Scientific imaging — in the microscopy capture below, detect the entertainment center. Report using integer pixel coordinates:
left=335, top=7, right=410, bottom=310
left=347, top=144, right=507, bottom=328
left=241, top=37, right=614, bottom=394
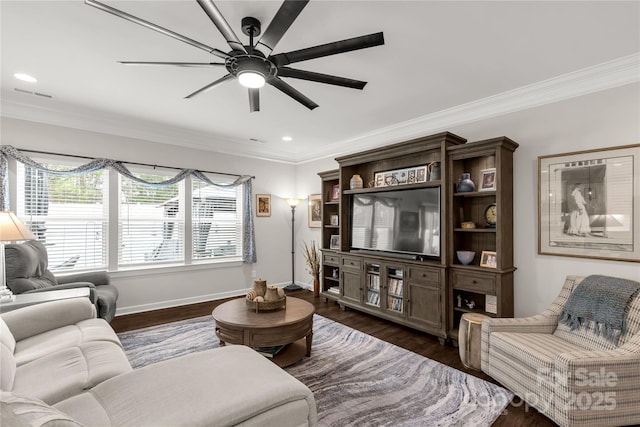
left=318, top=132, right=518, bottom=344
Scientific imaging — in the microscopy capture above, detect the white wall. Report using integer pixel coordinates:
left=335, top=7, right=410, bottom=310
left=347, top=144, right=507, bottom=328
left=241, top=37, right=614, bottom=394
left=296, top=83, right=640, bottom=317
left=3, top=83, right=639, bottom=317
left=1, top=117, right=298, bottom=314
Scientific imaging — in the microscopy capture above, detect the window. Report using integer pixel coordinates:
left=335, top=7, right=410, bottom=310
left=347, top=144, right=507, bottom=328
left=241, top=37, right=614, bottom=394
left=192, top=179, right=242, bottom=260
left=10, top=155, right=245, bottom=272
left=119, top=167, right=184, bottom=267
left=16, top=160, right=108, bottom=272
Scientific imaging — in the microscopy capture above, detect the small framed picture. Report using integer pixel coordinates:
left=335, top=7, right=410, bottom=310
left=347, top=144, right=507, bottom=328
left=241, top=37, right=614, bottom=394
left=330, top=235, right=340, bottom=250
left=256, top=194, right=271, bottom=217
left=308, top=194, right=321, bottom=228
left=480, top=250, right=497, bottom=268
left=480, top=168, right=497, bottom=191
left=330, top=184, right=340, bottom=201
left=330, top=214, right=339, bottom=226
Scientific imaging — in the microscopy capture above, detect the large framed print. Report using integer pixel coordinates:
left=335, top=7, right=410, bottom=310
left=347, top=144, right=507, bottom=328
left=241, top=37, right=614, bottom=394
left=538, top=144, right=640, bottom=262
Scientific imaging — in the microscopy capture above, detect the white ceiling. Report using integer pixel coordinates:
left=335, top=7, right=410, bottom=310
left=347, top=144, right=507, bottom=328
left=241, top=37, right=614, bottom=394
left=1, top=1, right=639, bottom=163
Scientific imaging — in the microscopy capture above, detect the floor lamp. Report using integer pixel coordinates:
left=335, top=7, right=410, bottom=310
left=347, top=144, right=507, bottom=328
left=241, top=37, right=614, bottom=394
left=0, top=211, right=36, bottom=301
left=283, top=198, right=302, bottom=291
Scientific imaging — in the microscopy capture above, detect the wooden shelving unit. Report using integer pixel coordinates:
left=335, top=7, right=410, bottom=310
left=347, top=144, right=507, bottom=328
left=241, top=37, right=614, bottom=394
left=447, top=137, right=518, bottom=343
left=317, top=132, right=518, bottom=344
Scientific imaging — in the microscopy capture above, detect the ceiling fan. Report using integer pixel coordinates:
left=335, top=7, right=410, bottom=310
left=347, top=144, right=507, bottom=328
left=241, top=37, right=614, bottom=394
left=85, top=0, right=385, bottom=112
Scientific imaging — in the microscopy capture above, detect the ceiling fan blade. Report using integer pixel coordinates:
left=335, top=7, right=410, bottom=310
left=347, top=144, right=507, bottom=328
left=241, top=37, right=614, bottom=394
left=254, top=0, right=309, bottom=57
left=271, top=32, right=384, bottom=66
left=185, top=74, right=235, bottom=99
left=196, top=0, right=246, bottom=53
left=248, top=88, right=260, bottom=112
left=119, top=61, right=225, bottom=67
left=277, top=67, right=367, bottom=90
left=268, top=77, right=318, bottom=110
left=85, top=0, right=229, bottom=60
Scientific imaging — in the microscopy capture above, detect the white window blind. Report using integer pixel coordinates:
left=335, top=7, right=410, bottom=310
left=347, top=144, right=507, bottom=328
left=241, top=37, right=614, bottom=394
left=192, top=179, right=242, bottom=260
left=16, top=160, right=108, bottom=272
left=118, top=168, right=184, bottom=266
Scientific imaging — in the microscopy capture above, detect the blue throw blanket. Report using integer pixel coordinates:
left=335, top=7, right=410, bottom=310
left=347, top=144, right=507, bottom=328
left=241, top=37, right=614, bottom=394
left=560, top=275, right=640, bottom=344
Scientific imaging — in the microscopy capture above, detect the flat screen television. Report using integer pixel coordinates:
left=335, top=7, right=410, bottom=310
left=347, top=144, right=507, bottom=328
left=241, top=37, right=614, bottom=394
left=350, top=187, right=441, bottom=259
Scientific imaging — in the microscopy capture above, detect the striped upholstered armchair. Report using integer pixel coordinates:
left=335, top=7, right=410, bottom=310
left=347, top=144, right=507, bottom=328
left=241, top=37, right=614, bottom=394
left=481, top=275, right=640, bottom=427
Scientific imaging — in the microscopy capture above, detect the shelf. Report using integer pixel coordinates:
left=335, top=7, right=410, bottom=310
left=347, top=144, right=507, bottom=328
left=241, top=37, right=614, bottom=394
left=343, top=181, right=441, bottom=195
left=324, top=276, right=339, bottom=282
left=453, top=306, right=496, bottom=317
left=324, top=201, right=339, bottom=205
left=324, top=225, right=339, bottom=229
left=453, top=191, right=496, bottom=198
left=454, top=228, right=496, bottom=233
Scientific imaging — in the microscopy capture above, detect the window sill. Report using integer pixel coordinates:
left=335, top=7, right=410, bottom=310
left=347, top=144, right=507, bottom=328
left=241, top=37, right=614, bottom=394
left=109, top=258, right=244, bottom=279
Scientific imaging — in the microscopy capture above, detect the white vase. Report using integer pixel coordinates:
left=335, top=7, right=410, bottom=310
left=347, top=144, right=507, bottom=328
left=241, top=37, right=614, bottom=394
left=350, top=174, right=363, bottom=189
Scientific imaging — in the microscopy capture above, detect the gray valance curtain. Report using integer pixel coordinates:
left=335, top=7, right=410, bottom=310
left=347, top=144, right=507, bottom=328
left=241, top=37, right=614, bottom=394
left=0, top=145, right=257, bottom=263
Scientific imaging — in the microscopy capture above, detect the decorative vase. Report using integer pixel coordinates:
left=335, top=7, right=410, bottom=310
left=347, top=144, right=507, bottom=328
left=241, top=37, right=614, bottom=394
left=252, top=279, right=266, bottom=297
left=264, top=285, right=280, bottom=302
left=350, top=174, right=363, bottom=189
left=457, top=173, right=475, bottom=192
left=313, top=275, right=320, bottom=297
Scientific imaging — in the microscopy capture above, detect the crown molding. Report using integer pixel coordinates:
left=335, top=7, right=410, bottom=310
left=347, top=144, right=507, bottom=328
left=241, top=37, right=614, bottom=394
left=3, top=53, right=638, bottom=165
left=320, top=53, right=640, bottom=162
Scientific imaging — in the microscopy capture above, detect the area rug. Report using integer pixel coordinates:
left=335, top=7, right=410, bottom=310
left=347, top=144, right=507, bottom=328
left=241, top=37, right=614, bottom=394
left=118, top=315, right=513, bottom=426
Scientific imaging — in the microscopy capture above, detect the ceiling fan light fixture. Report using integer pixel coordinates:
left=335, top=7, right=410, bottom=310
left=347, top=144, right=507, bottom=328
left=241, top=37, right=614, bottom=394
left=238, top=71, right=265, bottom=88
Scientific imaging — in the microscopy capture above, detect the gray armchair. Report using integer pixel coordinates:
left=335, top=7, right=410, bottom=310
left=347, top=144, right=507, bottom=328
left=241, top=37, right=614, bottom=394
left=4, top=240, right=118, bottom=322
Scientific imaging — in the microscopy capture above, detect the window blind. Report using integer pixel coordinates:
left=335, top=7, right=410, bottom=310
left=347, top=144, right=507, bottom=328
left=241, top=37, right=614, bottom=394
left=118, top=167, right=184, bottom=266
left=192, top=179, right=242, bottom=260
left=17, top=161, right=108, bottom=272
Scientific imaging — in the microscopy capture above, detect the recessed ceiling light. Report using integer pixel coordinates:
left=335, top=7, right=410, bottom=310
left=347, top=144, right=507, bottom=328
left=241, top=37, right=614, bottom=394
left=282, top=136, right=293, bottom=142
left=14, top=73, right=37, bottom=83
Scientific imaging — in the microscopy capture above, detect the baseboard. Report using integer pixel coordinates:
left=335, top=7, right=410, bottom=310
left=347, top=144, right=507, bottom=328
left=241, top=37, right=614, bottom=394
left=115, top=281, right=311, bottom=316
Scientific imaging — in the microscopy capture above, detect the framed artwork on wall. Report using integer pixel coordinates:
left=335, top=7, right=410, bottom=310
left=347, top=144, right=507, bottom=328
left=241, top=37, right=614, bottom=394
left=538, top=144, right=640, bottom=262
left=308, top=194, right=321, bottom=228
left=256, top=194, right=271, bottom=217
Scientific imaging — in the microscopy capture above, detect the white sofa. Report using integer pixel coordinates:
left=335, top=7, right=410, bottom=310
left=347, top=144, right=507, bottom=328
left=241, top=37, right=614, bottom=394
left=1, top=298, right=318, bottom=426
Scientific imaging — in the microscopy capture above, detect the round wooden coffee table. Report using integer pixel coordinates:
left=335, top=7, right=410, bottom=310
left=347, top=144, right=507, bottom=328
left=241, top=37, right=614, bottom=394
left=211, top=296, right=314, bottom=367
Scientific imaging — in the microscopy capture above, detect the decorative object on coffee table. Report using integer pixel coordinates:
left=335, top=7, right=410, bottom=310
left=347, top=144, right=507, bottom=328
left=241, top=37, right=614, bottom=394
left=246, top=280, right=286, bottom=312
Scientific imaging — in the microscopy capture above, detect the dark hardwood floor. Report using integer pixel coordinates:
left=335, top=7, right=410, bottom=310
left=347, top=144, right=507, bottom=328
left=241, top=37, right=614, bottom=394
left=111, top=289, right=556, bottom=427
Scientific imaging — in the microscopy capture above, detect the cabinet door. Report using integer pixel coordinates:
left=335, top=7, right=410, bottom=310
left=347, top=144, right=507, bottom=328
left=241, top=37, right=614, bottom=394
left=383, top=264, right=404, bottom=316
left=407, top=282, right=442, bottom=329
left=342, top=269, right=362, bottom=304
left=364, top=261, right=381, bottom=308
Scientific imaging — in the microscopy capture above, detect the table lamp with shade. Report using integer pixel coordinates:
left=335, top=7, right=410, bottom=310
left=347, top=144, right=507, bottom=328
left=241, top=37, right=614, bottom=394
left=0, top=211, right=36, bottom=301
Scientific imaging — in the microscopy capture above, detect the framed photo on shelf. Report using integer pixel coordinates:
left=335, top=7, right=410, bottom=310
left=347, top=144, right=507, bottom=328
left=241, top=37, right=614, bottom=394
left=374, top=164, right=428, bottom=188
left=330, top=235, right=340, bottom=250
left=330, top=184, right=340, bottom=201
left=256, top=194, right=271, bottom=217
left=480, top=168, right=496, bottom=191
left=308, top=194, right=321, bottom=228
left=538, top=144, right=640, bottom=262
left=480, top=251, right=497, bottom=268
